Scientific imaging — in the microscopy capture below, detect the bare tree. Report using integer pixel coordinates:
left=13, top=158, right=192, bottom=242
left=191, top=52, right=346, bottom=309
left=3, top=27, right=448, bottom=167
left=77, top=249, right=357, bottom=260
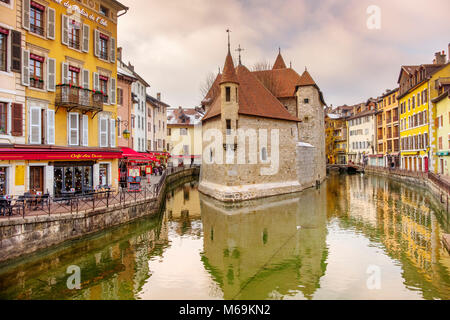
left=251, top=60, right=280, bottom=96
left=199, top=72, right=218, bottom=101
left=251, top=60, right=272, bottom=72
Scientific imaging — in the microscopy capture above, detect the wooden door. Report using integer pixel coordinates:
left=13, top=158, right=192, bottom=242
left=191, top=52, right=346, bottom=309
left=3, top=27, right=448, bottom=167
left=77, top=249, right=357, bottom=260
left=30, top=166, right=44, bottom=193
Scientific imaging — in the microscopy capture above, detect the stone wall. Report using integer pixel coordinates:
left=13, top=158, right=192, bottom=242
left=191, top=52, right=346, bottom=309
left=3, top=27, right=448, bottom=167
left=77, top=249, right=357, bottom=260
left=296, top=86, right=326, bottom=183
left=0, top=168, right=199, bottom=263
left=200, top=115, right=303, bottom=201
left=297, top=144, right=318, bottom=189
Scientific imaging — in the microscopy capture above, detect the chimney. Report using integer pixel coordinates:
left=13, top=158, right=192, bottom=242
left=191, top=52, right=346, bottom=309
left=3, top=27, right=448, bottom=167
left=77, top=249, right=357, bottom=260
left=128, top=62, right=134, bottom=72
left=157, top=92, right=161, bottom=101
left=117, top=47, right=122, bottom=61
left=434, top=51, right=446, bottom=65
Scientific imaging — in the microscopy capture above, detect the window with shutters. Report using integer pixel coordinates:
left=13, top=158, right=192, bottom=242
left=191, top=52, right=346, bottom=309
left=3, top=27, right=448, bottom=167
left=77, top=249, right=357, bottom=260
left=47, top=109, right=55, bottom=144
left=82, top=115, right=88, bottom=146
left=29, top=107, right=41, bottom=144
left=0, top=30, right=7, bottom=72
left=117, top=88, right=123, bottom=105
left=11, top=104, right=23, bottom=137
left=30, top=2, right=45, bottom=36
left=11, top=30, right=21, bottom=73
left=100, top=77, right=108, bottom=103
left=30, top=54, right=44, bottom=89
left=68, top=20, right=81, bottom=50
left=99, top=117, right=108, bottom=147
left=99, top=34, right=108, bottom=60
left=68, top=66, right=79, bottom=85
left=0, top=102, right=7, bottom=134
left=68, top=113, right=79, bottom=145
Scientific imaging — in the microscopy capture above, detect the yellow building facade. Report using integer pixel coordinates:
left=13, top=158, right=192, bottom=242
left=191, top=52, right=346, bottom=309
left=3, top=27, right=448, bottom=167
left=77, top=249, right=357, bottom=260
left=398, top=58, right=450, bottom=172
left=0, top=0, right=128, bottom=196
left=432, top=90, right=450, bottom=176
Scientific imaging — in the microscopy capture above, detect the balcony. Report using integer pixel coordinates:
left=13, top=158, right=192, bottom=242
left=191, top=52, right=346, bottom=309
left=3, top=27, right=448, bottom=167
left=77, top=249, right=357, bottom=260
left=55, top=84, right=105, bottom=117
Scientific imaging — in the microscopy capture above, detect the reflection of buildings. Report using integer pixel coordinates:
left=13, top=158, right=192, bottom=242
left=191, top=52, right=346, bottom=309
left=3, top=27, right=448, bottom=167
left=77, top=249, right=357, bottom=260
left=326, top=174, right=450, bottom=300
left=0, top=213, right=169, bottom=300
left=200, top=188, right=328, bottom=300
left=165, top=182, right=201, bottom=235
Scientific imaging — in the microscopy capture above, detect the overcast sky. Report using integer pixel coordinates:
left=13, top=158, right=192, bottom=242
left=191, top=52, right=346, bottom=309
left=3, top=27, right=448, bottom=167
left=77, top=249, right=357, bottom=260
left=117, top=0, right=449, bottom=108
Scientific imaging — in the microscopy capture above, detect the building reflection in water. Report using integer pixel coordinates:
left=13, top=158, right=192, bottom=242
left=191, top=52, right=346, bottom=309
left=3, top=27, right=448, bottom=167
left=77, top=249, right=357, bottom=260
left=0, top=175, right=450, bottom=300
left=200, top=187, right=328, bottom=300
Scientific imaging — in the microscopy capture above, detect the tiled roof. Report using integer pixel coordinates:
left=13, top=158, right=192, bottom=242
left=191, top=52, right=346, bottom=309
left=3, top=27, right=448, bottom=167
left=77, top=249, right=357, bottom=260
left=297, top=70, right=316, bottom=87
left=202, top=64, right=301, bottom=122
left=167, top=108, right=204, bottom=126
left=220, top=52, right=239, bottom=84
left=146, top=94, right=171, bottom=109
left=272, top=53, right=287, bottom=69
left=252, top=68, right=302, bottom=98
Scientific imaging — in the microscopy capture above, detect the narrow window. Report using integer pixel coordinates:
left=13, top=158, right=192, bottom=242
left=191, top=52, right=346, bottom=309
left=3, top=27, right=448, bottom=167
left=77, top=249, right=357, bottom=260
left=261, top=147, right=267, bottom=161
left=225, top=86, right=231, bottom=102
left=304, top=98, right=309, bottom=104
left=0, top=31, right=7, bottom=72
left=226, top=119, right=231, bottom=135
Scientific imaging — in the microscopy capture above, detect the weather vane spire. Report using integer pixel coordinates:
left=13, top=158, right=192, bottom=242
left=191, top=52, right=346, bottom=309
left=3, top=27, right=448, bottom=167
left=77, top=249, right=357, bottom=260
left=226, top=29, right=231, bottom=53
left=236, top=44, right=245, bottom=65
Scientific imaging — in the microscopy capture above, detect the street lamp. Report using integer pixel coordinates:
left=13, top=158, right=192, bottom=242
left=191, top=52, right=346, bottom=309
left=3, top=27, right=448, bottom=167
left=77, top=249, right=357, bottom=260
left=117, top=120, right=131, bottom=139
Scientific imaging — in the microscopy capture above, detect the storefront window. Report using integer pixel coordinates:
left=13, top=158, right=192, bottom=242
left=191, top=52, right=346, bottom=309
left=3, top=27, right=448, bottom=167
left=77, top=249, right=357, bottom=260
left=0, top=167, right=7, bottom=195
left=54, top=165, right=94, bottom=196
left=99, top=164, right=109, bottom=187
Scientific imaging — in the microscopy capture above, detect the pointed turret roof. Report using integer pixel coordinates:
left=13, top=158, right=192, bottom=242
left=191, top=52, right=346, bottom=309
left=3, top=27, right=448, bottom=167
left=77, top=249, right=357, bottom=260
left=220, top=51, right=239, bottom=85
left=297, top=69, right=316, bottom=87
left=203, top=64, right=300, bottom=122
left=272, top=51, right=287, bottom=70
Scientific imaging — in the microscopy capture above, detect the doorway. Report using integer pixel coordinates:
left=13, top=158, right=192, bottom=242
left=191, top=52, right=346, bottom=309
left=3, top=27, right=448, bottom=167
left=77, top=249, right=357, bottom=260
left=29, top=166, right=44, bottom=194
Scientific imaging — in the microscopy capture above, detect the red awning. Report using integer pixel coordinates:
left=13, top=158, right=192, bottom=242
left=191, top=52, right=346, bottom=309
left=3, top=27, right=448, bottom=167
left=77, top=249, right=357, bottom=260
left=0, top=148, right=122, bottom=160
left=120, top=147, right=148, bottom=160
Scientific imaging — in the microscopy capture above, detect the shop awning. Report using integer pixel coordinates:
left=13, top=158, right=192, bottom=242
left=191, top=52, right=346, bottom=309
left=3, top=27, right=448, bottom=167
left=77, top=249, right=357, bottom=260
left=0, top=148, right=122, bottom=161
left=120, top=147, right=149, bottom=161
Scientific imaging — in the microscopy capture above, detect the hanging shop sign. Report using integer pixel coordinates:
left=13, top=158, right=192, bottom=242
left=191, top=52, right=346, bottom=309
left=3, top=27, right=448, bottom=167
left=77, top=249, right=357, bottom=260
left=52, top=0, right=108, bottom=27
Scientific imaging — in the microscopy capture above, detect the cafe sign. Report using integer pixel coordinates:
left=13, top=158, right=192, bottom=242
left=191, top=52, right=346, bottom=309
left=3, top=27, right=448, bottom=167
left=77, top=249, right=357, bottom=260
left=52, top=0, right=108, bottom=27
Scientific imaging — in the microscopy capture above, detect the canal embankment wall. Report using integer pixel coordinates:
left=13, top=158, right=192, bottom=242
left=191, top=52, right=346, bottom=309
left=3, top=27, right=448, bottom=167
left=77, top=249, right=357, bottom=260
left=0, top=167, right=200, bottom=264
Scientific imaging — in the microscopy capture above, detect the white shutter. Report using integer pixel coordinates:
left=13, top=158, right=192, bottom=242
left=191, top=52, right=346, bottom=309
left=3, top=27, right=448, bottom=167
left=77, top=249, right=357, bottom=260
left=61, top=14, right=69, bottom=46
left=47, top=7, right=56, bottom=40
left=110, top=78, right=116, bottom=105
left=93, top=72, right=99, bottom=91
left=81, top=69, right=89, bottom=89
left=110, top=37, right=116, bottom=63
left=82, top=24, right=90, bottom=53
left=22, top=50, right=30, bottom=86
left=23, top=0, right=30, bottom=30
left=47, top=58, right=56, bottom=92
left=99, top=117, right=108, bottom=147
left=29, top=107, right=41, bottom=144
left=82, top=115, right=89, bottom=146
left=61, top=62, right=69, bottom=84
left=110, top=119, right=116, bottom=147
left=94, top=29, right=100, bottom=57
left=47, top=109, right=55, bottom=145
left=68, top=113, right=79, bottom=145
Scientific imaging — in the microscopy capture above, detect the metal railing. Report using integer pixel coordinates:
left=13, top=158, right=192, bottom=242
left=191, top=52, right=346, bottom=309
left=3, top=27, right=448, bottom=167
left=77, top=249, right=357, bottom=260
left=55, top=85, right=104, bottom=112
left=0, top=166, right=199, bottom=220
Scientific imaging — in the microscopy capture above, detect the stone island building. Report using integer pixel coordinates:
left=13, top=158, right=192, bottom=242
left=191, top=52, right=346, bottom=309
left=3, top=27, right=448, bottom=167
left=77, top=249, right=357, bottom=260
left=199, top=45, right=326, bottom=202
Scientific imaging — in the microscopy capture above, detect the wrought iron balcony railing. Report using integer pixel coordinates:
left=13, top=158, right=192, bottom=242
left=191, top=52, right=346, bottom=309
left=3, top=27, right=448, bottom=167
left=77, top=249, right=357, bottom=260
left=55, top=84, right=106, bottom=116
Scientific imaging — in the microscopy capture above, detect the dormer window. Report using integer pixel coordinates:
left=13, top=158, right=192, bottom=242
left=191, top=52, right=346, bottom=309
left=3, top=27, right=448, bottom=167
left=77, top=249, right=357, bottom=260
left=100, top=5, right=109, bottom=17
left=225, top=87, right=231, bottom=102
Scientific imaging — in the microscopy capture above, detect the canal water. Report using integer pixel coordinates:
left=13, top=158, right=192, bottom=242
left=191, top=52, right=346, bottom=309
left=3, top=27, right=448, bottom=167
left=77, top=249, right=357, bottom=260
left=0, top=174, right=450, bottom=300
